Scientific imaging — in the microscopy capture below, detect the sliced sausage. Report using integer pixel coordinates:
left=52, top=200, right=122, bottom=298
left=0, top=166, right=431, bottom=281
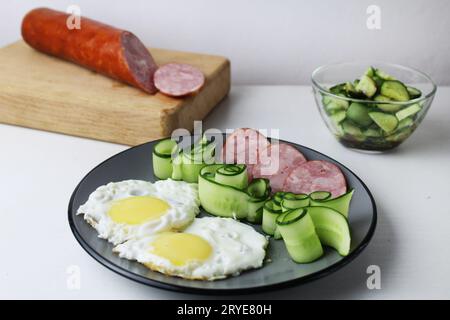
left=21, top=8, right=158, bottom=93
left=283, top=160, right=347, bottom=198
left=221, top=128, right=270, bottom=180
left=154, top=63, right=205, bottom=97
left=253, top=143, right=307, bottom=193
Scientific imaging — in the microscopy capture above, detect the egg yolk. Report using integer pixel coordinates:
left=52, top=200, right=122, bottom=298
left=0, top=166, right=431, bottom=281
left=108, top=196, right=170, bottom=225
left=149, top=232, right=212, bottom=266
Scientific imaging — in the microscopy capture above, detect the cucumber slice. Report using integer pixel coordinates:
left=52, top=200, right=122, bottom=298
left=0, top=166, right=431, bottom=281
left=325, top=96, right=349, bottom=114
left=306, top=206, right=351, bottom=256
left=198, top=164, right=270, bottom=219
left=152, top=139, right=178, bottom=179
left=346, top=102, right=373, bottom=127
left=406, top=86, right=422, bottom=99
left=262, top=200, right=282, bottom=236
left=385, top=127, right=413, bottom=142
left=215, top=164, right=248, bottom=189
left=281, top=193, right=310, bottom=211
left=246, top=178, right=271, bottom=224
left=342, top=120, right=365, bottom=141
left=310, top=189, right=354, bottom=218
left=329, top=83, right=346, bottom=95
left=380, top=81, right=410, bottom=101
left=369, top=112, right=398, bottom=133
left=374, top=95, right=403, bottom=113
left=363, top=127, right=383, bottom=138
left=397, top=117, right=414, bottom=130
left=365, top=66, right=375, bottom=77
left=276, top=209, right=324, bottom=263
left=375, top=69, right=395, bottom=81
left=329, top=110, right=346, bottom=125
left=355, top=75, right=377, bottom=98
left=309, top=191, right=331, bottom=201
left=396, top=103, right=421, bottom=121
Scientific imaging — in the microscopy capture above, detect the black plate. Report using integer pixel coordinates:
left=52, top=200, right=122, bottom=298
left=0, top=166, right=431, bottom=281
left=68, top=137, right=376, bottom=294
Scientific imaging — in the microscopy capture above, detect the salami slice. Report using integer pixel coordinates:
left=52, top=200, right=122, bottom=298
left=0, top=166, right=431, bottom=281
left=221, top=128, right=270, bottom=180
left=283, top=160, right=347, bottom=198
left=253, top=143, right=307, bottom=193
left=154, top=63, right=205, bottom=97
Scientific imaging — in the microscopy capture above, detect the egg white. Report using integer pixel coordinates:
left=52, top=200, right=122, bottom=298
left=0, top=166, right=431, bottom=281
left=76, top=179, right=200, bottom=245
left=113, top=217, right=268, bottom=280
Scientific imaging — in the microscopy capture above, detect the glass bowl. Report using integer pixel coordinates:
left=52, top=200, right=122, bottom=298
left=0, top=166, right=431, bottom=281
left=311, top=62, right=437, bottom=151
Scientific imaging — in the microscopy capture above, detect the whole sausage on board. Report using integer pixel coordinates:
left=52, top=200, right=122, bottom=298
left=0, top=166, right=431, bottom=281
left=21, top=8, right=158, bottom=93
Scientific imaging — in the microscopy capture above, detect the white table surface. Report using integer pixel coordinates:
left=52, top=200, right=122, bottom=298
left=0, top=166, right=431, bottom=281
left=1, top=85, right=449, bottom=300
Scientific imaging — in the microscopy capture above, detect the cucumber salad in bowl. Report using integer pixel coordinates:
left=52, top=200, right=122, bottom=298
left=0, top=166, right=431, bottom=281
left=312, top=62, right=436, bottom=151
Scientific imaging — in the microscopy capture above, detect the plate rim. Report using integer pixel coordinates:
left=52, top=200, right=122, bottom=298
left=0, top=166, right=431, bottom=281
left=68, top=137, right=377, bottom=295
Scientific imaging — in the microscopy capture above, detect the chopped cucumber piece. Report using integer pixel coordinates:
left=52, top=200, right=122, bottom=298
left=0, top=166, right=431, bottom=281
left=374, top=95, right=403, bottom=113
left=368, top=112, right=398, bottom=133
left=380, top=80, right=410, bottom=101
left=306, top=206, right=351, bottom=256
left=406, top=86, right=422, bottom=99
left=375, top=68, right=395, bottom=81
left=215, top=164, right=248, bottom=189
left=397, top=117, right=414, bottom=130
left=276, top=209, right=324, bottom=263
left=363, top=127, right=383, bottom=138
left=355, top=75, right=377, bottom=98
left=342, top=120, right=365, bottom=141
left=329, top=83, right=346, bottom=95
left=330, top=110, right=346, bottom=125
left=365, top=66, right=375, bottom=77
left=385, top=127, right=413, bottom=142
left=396, top=103, right=421, bottom=121
left=346, top=102, right=373, bottom=126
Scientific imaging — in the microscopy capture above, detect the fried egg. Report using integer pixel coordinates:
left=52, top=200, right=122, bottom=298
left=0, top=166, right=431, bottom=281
left=113, top=217, right=268, bottom=280
left=76, top=179, right=199, bottom=245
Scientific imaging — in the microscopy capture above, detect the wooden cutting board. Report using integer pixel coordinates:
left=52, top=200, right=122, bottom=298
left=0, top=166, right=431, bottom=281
left=0, top=41, right=230, bottom=145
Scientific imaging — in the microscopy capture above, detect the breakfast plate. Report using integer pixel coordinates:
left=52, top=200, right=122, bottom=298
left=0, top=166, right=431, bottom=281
left=68, top=135, right=377, bottom=294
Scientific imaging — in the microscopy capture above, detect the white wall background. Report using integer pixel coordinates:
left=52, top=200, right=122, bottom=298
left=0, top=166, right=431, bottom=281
left=1, top=0, right=449, bottom=85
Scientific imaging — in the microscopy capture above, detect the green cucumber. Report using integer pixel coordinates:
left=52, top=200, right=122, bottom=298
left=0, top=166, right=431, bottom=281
left=363, top=127, right=383, bottom=138
left=152, top=139, right=178, bottom=180
left=375, top=69, right=395, bottom=81
left=325, top=96, right=349, bottom=113
left=310, top=189, right=354, bottom=218
left=306, top=206, right=351, bottom=256
left=215, top=164, right=248, bottom=189
left=385, top=127, right=413, bottom=143
left=365, top=66, right=375, bottom=77
left=380, top=81, right=410, bottom=101
left=276, top=209, right=324, bottom=263
left=330, top=110, right=346, bottom=125
left=355, top=75, right=377, bottom=98
left=346, top=102, right=373, bottom=127
left=262, top=200, right=282, bottom=236
left=406, top=86, right=422, bottom=99
left=309, top=191, right=331, bottom=201
left=342, top=120, right=365, bottom=141
left=246, top=178, right=271, bottom=224
left=329, top=83, right=346, bottom=95
left=281, top=193, right=310, bottom=211
left=368, top=112, right=398, bottom=133
left=374, top=95, right=404, bottom=113
left=396, top=103, right=421, bottom=121
left=198, top=164, right=270, bottom=219
left=397, top=117, right=414, bottom=130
